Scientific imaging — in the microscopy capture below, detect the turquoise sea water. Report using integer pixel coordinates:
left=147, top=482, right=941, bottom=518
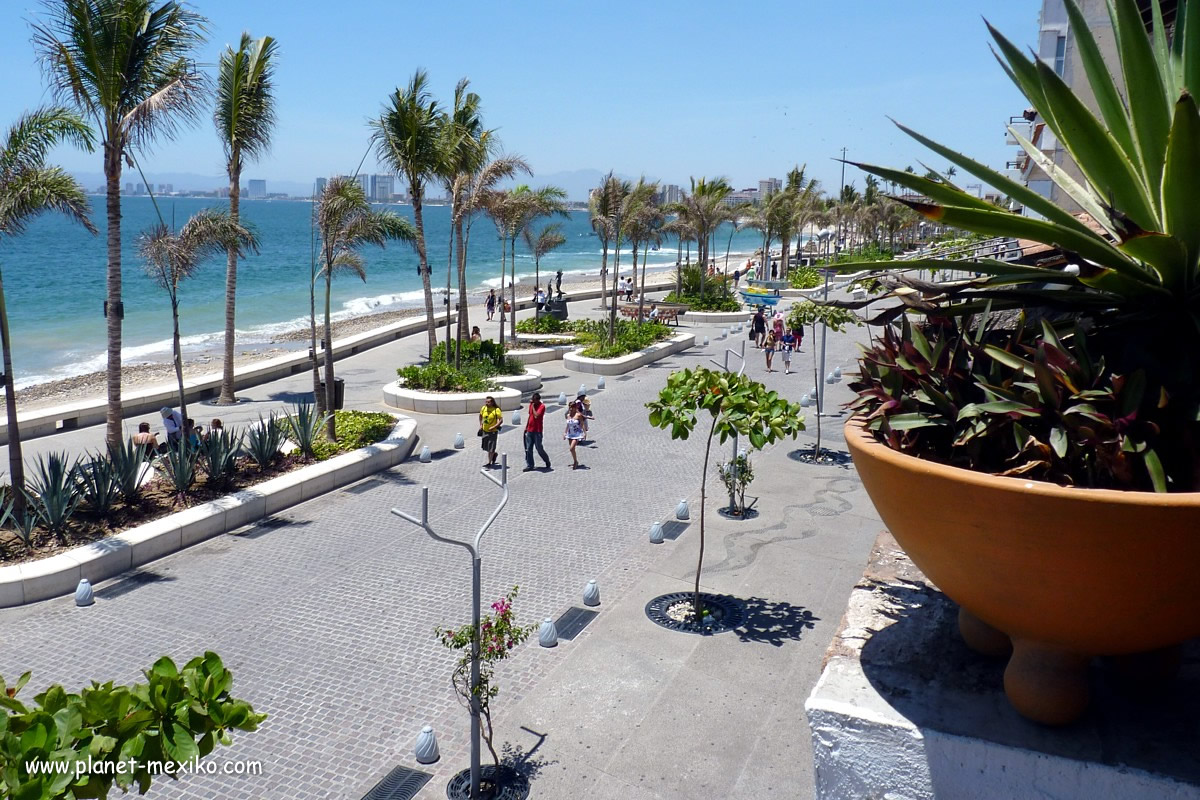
left=0, top=197, right=770, bottom=387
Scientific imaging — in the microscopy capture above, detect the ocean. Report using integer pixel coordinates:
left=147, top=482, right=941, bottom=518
left=0, top=196, right=771, bottom=387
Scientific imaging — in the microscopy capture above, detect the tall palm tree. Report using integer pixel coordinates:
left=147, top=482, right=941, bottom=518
left=0, top=108, right=95, bottom=514
left=214, top=32, right=279, bottom=404
left=506, top=185, right=566, bottom=340
left=139, top=209, right=257, bottom=421
left=615, top=179, right=659, bottom=324
left=371, top=69, right=444, bottom=359
left=629, top=194, right=665, bottom=323
left=661, top=216, right=695, bottom=295
left=438, top=79, right=484, bottom=360
left=522, top=222, right=566, bottom=304
left=314, top=177, right=415, bottom=439
left=669, top=177, right=733, bottom=296
left=33, top=0, right=208, bottom=450
left=588, top=173, right=619, bottom=311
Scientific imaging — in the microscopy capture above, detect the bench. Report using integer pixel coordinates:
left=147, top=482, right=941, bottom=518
left=617, top=305, right=682, bottom=325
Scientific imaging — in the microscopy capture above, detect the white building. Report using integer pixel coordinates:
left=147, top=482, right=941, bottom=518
left=248, top=179, right=267, bottom=199
left=758, top=178, right=782, bottom=199
left=371, top=174, right=395, bottom=203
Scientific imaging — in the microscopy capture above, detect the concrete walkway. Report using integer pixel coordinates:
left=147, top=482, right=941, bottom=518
left=0, top=288, right=881, bottom=799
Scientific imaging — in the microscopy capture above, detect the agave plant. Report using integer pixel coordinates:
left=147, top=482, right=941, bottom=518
left=109, top=438, right=149, bottom=503
left=75, top=453, right=121, bottom=518
left=28, top=453, right=81, bottom=544
left=159, top=442, right=200, bottom=506
left=283, top=401, right=328, bottom=461
left=246, top=412, right=285, bottom=470
left=837, top=0, right=1200, bottom=492
left=198, top=427, right=244, bottom=490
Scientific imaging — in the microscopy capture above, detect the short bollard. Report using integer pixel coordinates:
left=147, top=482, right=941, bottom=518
left=675, top=499, right=690, bottom=520
left=414, top=725, right=440, bottom=764
left=454, top=432, right=465, bottom=449
left=539, top=618, right=559, bottom=647
left=512, top=409, right=521, bottom=426
left=800, top=394, right=813, bottom=407
left=579, top=383, right=587, bottom=395
left=583, top=579, right=601, bottom=607
left=557, top=391, right=567, bottom=405
left=649, top=522, right=665, bottom=544
left=597, top=376, right=606, bottom=389
left=834, top=366, right=843, bottom=379
left=703, top=336, right=710, bottom=346
left=419, top=445, right=432, bottom=463
left=74, top=579, right=94, bottom=607
left=721, top=328, right=728, bottom=339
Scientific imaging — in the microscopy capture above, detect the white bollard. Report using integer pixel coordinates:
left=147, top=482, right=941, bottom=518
left=453, top=432, right=465, bottom=449
left=833, top=366, right=843, bottom=379
left=649, top=522, right=665, bottom=544
left=579, top=383, right=587, bottom=395
left=703, top=336, right=709, bottom=346
left=419, top=445, right=432, bottom=463
left=800, top=394, right=813, bottom=407
left=75, top=579, right=94, bottom=607
left=675, top=499, right=690, bottom=520
left=583, top=579, right=601, bottom=607
left=512, top=409, right=521, bottom=426
left=597, top=376, right=606, bottom=389
left=539, top=618, right=559, bottom=647
left=414, top=725, right=440, bottom=764
left=558, top=391, right=567, bottom=405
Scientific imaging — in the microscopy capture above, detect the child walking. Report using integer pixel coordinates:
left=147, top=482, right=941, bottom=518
left=565, top=404, right=586, bottom=469
left=763, top=330, right=777, bottom=373
left=780, top=330, right=796, bottom=374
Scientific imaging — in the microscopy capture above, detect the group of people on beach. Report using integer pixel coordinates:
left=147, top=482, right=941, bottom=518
left=478, top=390, right=594, bottom=472
left=131, top=407, right=226, bottom=454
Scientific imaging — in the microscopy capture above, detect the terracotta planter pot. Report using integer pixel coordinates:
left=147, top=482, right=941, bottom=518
left=845, top=417, right=1200, bottom=725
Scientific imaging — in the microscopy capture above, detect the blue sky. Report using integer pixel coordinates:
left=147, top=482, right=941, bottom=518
left=1, top=1, right=1042, bottom=198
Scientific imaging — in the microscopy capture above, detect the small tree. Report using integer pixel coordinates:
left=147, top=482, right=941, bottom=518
left=718, top=452, right=754, bottom=515
left=0, top=652, right=264, bottom=799
left=786, top=301, right=863, bottom=457
left=647, top=368, right=804, bottom=619
left=436, top=587, right=535, bottom=774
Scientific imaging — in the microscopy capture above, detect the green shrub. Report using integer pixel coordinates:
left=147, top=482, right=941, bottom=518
left=515, top=315, right=570, bottom=334
left=663, top=291, right=742, bottom=312
left=579, top=321, right=672, bottom=358
left=398, top=361, right=493, bottom=393
left=312, top=411, right=396, bottom=459
left=435, top=339, right=524, bottom=376
left=787, top=266, right=821, bottom=289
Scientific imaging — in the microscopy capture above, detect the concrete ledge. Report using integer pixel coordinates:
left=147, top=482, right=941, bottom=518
left=0, top=415, right=418, bottom=607
left=514, top=333, right=578, bottom=345
left=805, top=530, right=1200, bottom=800
left=382, top=368, right=540, bottom=413
left=680, top=309, right=753, bottom=325
left=563, top=332, right=694, bottom=376
left=510, top=345, right=580, bottom=365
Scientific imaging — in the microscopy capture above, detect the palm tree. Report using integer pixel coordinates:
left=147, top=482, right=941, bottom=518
left=506, top=185, right=566, bottom=340
left=371, top=69, right=444, bottom=359
left=438, top=79, right=485, bottom=360
left=629, top=195, right=665, bottom=323
left=661, top=216, right=695, bottom=295
left=139, top=209, right=257, bottom=421
left=314, top=177, right=415, bottom=438
left=214, top=33, right=279, bottom=405
left=0, top=108, right=95, bottom=514
left=588, top=173, right=620, bottom=311
left=669, top=177, right=733, bottom=296
left=615, top=179, right=659, bottom=323
left=33, top=0, right=208, bottom=450
left=522, top=223, right=566, bottom=305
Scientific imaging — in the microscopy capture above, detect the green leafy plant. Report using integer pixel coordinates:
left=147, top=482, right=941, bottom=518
left=834, top=0, right=1200, bottom=492
left=27, top=453, right=81, bottom=545
left=514, top=315, right=575, bottom=335
left=158, top=442, right=200, bottom=506
left=10, top=498, right=38, bottom=553
left=718, top=452, right=754, bottom=515
left=74, top=453, right=121, bottom=519
left=578, top=320, right=672, bottom=358
left=108, top=439, right=148, bottom=504
left=311, top=411, right=396, bottom=459
left=787, top=265, right=821, bottom=289
left=198, top=427, right=245, bottom=491
left=246, top=412, right=286, bottom=470
left=662, top=291, right=742, bottom=312
left=283, top=401, right=328, bottom=461
left=0, top=652, right=265, bottom=799
left=435, top=587, right=535, bottom=772
left=647, top=368, right=804, bottom=618
left=398, top=361, right=493, bottom=393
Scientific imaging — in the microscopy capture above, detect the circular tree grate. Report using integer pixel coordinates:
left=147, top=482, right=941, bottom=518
left=645, top=592, right=746, bottom=635
left=717, top=505, right=759, bottom=521
left=445, top=765, right=529, bottom=800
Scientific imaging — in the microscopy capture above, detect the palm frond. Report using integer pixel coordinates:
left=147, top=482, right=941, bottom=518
left=215, top=33, right=279, bottom=171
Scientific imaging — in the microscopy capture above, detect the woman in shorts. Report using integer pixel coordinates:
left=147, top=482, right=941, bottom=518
left=479, top=396, right=502, bottom=468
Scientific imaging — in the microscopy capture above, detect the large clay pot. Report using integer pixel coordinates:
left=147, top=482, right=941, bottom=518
left=845, top=418, right=1200, bottom=724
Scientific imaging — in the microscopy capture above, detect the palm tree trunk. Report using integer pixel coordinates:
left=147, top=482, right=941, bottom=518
left=455, top=219, right=468, bottom=367
left=694, top=413, right=719, bottom=619
left=412, top=188, right=436, bottom=358
left=172, top=295, right=188, bottom=421
left=310, top=203, right=324, bottom=415
left=219, top=164, right=241, bottom=404
left=608, top=238, right=620, bottom=345
left=323, top=268, right=336, bottom=440
left=445, top=213, right=454, bottom=361
left=631, top=240, right=641, bottom=324
left=0, top=269, right=26, bottom=516
left=104, top=142, right=123, bottom=450
left=497, top=237, right=506, bottom=350
left=637, top=242, right=648, bottom=323
left=599, top=239, right=608, bottom=311
left=509, top=236, right=517, bottom=342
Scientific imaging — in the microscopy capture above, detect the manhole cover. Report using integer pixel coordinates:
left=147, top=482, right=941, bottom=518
left=645, top=592, right=746, bottom=635
left=553, top=607, right=599, bottom=641
left=360, top=764, right=431, bottom=800
left=445, top=765, right=529, bottom=800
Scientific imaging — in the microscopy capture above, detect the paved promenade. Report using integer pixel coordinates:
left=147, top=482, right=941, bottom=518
left=0, top=290, right=881, bottom=799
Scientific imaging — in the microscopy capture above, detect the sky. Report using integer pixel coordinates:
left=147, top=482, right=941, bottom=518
left=0, top=0, right=1044, bottom=199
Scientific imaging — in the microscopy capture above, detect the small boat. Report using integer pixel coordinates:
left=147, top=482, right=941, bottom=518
left=739, top=288, right=781, bottom=306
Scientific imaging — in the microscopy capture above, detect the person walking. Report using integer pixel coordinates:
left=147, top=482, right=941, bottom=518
left=565, top=404, right=586, bottom=469
left=523, top=392, right=551, bottom=472
left=486, top=289, right=496, bottom=321
left=752, top=307, right=767, bottom=348
left=763, top=330, right=777, bottom=372
left=780, top=330, right=796, bottom=374
left=479, top=395, right=502, bottom=468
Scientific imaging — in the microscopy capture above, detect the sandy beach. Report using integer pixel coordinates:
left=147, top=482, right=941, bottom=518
left=10, top=260, right=717, bottom=414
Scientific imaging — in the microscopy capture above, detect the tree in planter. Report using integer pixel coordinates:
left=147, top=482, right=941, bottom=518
left=435, top=587, right=535, bottom=777
left=647, top=368, right=804, bottom=620
left=522, top=222, right=566, bottom=308
left=719, top=452, right=754, bottom=515
left=786, top=301, right=863, bottom=457
left=139, top=209, right=258, bottom=423
left=0, top=652, right=264, bottom=799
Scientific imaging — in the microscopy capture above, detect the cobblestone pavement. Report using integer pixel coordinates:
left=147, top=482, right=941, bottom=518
left=0, top=291, right=875, bottom=798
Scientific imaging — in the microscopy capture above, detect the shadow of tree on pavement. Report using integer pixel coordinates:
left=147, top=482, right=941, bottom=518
left=734, top=596, right=819, bottom=647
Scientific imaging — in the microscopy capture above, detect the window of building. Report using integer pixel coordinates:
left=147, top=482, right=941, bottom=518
left=1054, top=35, right=1066, bottom=77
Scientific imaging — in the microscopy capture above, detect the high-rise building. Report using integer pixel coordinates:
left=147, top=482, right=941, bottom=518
left=357, top=174, right=371, bottom=198
left=314, top=177, right=327, bottom=197
left=124, top=182, right=133, bottom=195
left=661, top=184, right=682, bottom=205
left=248, top=179, right=267, bottom=199
left=371, top=174, right=395, bottom=203
left=758, top=178, right=782, bottom=199
left=134, top=183, right=145, bottom=195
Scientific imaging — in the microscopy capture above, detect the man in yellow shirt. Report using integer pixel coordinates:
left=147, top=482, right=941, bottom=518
left=479, top=396, right=503, bottom=468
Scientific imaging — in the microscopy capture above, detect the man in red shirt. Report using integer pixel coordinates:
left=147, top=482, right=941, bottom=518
left=523, top=392, right=551, bottom=472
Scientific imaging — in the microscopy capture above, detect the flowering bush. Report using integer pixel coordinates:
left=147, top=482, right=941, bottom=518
left=435, top=586, right=535, bottom=769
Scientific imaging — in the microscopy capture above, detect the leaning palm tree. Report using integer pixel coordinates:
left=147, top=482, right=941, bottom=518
left=214, top=32, right=279, bottom=405
left=370, top=69, right=445, bottom=359
left=139, top=209, right=258, bottom=421
left=0, top=108, right=95, bottom=514
left=522, top=222, right=567, bottom=303
left=314, top=177, right=415, bottom=439
left=33, top=0, right=208, bottom=450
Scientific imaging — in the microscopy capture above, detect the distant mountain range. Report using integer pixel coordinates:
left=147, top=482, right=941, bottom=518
left=70, top=168, right=665, bottom=202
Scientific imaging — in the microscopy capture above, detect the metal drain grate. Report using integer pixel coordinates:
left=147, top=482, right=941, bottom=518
left=360, top=765, right=431, bottom=800
left=554, top=607, right=598, bottom=641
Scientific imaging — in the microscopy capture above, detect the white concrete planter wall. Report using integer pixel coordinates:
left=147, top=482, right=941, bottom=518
left=382, top=368, right=540, bottom=414
left=563, top=333, right=695, bottom=376
left=510, top=345, right=580, bottom=365
left=680, top=310, right=753, bottom=325
left=514, top=333, right=578, bottom=345
left=0, top=416, right=418, bottom=608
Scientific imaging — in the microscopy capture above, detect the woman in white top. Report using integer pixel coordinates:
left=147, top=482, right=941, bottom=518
left=564, top=404, right=586, bottom=469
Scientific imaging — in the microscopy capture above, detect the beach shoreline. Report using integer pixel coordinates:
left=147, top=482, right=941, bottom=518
left=10, top=258, right=738, bottom=414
